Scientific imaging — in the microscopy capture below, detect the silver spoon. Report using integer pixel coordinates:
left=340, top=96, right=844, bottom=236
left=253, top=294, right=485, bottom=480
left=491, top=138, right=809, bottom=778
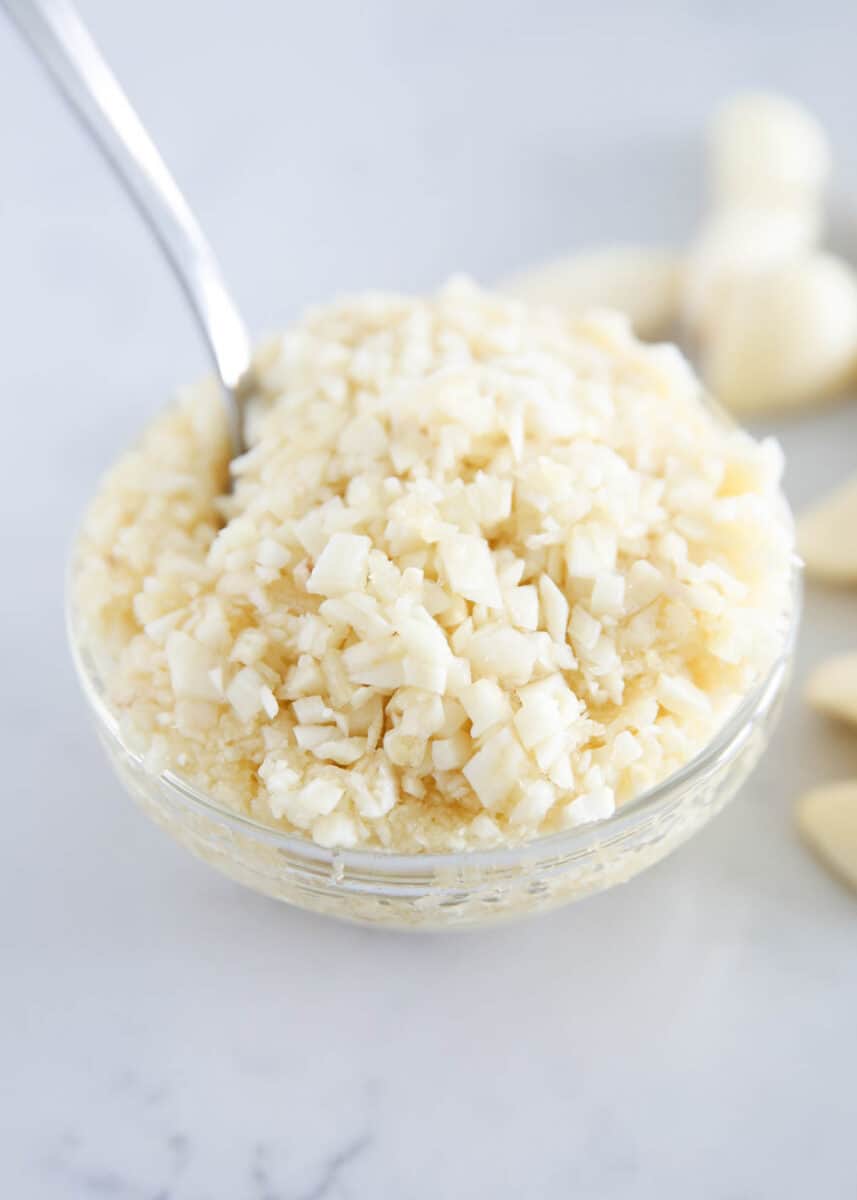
left=2, top=0, right=251, bottom=457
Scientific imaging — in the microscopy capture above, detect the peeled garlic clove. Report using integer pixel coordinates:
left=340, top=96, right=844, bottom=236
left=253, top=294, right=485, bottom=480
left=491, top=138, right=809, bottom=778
left=682, top=205, right=820, bottom=341
left=710, top=91, right=832, bottom=211
left=796, top=780, right=857, bottom=894
left=500, top=246, right=682, bottom=339
left=701, top=253, right=857, bottom=415
left=797, top=475, right=857, bottom=582
left=806, top=651, right=857, bottom=726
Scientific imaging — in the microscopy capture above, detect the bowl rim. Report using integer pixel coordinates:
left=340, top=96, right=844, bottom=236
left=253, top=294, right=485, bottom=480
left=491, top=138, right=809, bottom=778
left=67, top=557, right=802, bottom=877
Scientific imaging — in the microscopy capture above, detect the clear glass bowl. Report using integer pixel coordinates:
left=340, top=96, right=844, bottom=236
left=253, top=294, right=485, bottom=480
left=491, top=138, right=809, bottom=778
left=67, top=567, right=800, bottom=930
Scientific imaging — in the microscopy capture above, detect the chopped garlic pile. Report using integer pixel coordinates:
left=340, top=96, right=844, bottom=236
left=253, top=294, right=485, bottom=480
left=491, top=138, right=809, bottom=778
left=74, top=281, right=793, bottom=852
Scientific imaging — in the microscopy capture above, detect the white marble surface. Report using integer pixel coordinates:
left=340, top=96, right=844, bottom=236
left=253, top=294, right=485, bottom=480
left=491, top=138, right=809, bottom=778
left=3, top=2, right=857, bottom=1196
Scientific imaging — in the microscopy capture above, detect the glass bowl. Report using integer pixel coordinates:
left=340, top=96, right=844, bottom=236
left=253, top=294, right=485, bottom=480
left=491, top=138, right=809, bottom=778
left=67, top=565, right=801, bottom=930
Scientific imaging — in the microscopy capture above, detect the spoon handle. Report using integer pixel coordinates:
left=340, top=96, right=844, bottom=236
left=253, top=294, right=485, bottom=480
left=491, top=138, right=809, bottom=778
left=2, top=0, right=249, bottom=452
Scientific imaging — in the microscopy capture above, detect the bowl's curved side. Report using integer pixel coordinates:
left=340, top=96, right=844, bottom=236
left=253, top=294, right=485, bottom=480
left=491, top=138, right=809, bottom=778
left=88, top=646, right=791, bottom=929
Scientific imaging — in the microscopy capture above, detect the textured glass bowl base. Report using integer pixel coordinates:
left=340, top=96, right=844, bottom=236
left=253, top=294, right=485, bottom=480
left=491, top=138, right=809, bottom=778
left=89, top=652, right=790, bottom=930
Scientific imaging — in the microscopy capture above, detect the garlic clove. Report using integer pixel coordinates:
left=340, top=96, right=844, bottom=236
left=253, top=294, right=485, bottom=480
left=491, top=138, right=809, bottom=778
left=806, top=651, right=857, bottom=726
left=796, top=780, right=857, bottom=894
left=701, top=253, right=857, bottom=415
left=682, top=205, right=820, bottom=341
left=501, top=245, right=682, bottom=339
left=710, top=91, right=832, bottom=211
left=797, top=474, right=857, bottom=582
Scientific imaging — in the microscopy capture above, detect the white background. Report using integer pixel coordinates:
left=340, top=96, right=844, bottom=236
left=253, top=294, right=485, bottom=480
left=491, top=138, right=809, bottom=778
left=2, top=2, right=857, bottom=1196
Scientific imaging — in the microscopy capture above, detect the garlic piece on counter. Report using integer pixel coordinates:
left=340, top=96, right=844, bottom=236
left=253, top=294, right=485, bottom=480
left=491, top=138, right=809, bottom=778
left=797, top=475, right=857, bottom=582
left=682, top=206, right=820, bottom=341
left=710, top=92, right=832, bottom=211
left=500, top=246, right=682, bottom=339
left=701, top=253, right=857, bottom=415
left=796, top=780, right=857, bottom=894
left=806, top=652, right=857, bottom=727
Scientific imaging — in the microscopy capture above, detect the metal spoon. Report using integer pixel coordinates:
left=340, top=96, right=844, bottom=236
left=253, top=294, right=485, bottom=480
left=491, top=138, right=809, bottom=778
left=2, top=0, right=251, bottom=457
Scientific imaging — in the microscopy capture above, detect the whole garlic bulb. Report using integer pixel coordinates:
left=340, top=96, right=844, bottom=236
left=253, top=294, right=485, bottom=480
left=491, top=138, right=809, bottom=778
left=702, top=252, right=857, bottom=415
left=710, top=92, right=832, bottom=211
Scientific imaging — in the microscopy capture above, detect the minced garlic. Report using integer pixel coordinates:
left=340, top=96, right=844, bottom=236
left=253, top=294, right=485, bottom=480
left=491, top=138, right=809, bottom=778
left=74, top=280, right=793, bottom=852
